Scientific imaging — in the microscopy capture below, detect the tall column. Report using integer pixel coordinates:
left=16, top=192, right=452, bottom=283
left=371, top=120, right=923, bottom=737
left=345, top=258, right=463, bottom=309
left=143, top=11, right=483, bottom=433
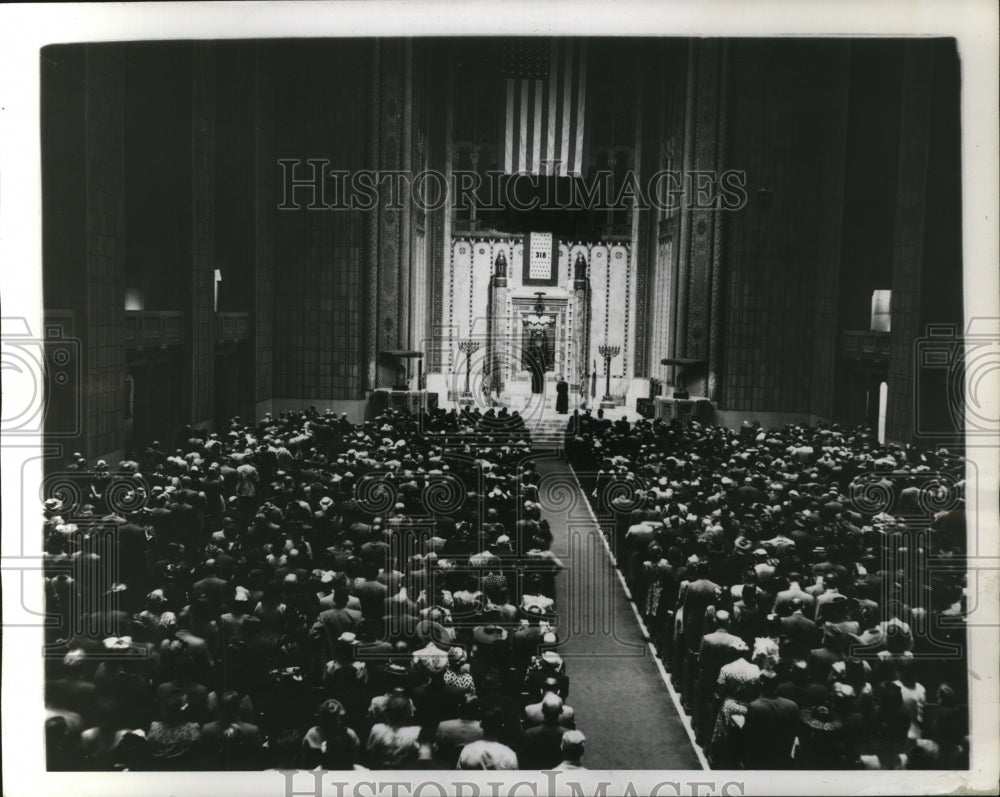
left=365, top=39, right=412, bottom=390
left=571, top=251, right=591, bottom=392
left=488, top=249, right=509, bottom=400
left=678, top=39, right=727, bottom=401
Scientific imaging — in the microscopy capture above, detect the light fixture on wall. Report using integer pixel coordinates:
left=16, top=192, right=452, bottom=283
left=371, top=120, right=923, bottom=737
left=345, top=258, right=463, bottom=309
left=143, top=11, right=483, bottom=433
left=124, top=289, right=144, bottom=311
left=214, top=269, right=223, bottom=312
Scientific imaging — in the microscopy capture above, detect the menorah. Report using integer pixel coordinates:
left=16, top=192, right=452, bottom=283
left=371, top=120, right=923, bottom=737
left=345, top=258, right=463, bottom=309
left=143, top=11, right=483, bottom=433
left=598, top=343, right=621, bottom=407
left=457, top=340, right=481, bottom=401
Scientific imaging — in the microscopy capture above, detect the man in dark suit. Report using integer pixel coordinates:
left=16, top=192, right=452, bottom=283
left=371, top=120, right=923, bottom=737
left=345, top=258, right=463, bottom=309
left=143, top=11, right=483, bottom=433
left=780, top=597, right=819, bottom=658
left=353, top=562, right=389, bottom=623
left=743, top=671, right=800, bottom=768
left=191, top=559, right=228, bottom=616
left=695, top=610, right=743, bottom=744
left=310, top=588, right=363, bottom=656
left=115, top=512, right=151, bottom=592
left=681, top=560, right=722, bottom=707
left=555, top=376, right=569, bottom=414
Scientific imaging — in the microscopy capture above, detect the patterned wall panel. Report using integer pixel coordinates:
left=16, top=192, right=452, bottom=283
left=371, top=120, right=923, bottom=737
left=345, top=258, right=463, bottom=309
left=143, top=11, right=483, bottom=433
left=587, top=244, right=608, bottom=381
left=450, top=239, right=473, bottom=369
left=412, top=226, right=427, bottom=354
left=378, top=42, right=404, bottom=354
left=650, top=237, right=673, bottom=383
left=471, top=242, right=492, bottom=337
left=609, top=244, right=630, bottom=378
left=684, top=40, right=723, bottom=373
left=557, top=244, right=570, bottom=287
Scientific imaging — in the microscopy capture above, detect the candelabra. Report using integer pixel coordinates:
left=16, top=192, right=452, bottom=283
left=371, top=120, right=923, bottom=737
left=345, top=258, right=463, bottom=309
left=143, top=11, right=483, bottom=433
left=598, top=343, right=621, bottom=407
left=457, top=340, right=481, bottom=401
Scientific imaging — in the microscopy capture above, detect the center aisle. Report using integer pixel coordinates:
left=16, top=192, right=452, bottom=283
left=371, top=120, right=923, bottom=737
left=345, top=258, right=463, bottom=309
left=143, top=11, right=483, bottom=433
left=533, top=455, right=704, bottom=770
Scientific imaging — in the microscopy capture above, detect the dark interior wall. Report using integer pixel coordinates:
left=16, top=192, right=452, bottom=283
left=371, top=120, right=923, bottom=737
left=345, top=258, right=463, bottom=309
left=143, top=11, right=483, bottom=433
left=913, top=38, right=964, bottom=444
left=719, top=39, right=845, bottom=415
left=885, top=38, right=964, bottom=445
left=253, top=42, right=276, bottom=407
left=41, top=46, right=86, bottom=313
left=831, top=40, right=905, bottom=426
left=837, top=40, right=904, bottom=330
left=41, top=44, right=128, bottom=458
left=123, top=43, right=194, bottom=311
left=264, top=40, right=369, bottom=401
left=806, top=41, right=852, bottom=421
left=214, top=41, right=258, bottom=314
left=920, top=38, right=963, bottom=331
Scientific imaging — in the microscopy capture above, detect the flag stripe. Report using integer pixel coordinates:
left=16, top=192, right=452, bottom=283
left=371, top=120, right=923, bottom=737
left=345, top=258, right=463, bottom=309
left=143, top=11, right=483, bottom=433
left=505, top=78, right=515, bottom=173
left=566, top=40, right=578, bottom=175
left=532, top=78, right=543, bottom=174
left=574, top=41, right=587, bottom=175
left=502, top=38, right=586, bottom=177
left=560, top=40, right=572, bottom=177
left=517, top=79, right=530, bottom=172
left=545, top=39, right=559, bottom=174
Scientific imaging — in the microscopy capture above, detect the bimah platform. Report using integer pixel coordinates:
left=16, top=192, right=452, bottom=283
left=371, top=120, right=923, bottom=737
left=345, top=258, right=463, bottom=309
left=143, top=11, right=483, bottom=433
left=367, top=388, right=428, bottom=418
left=654, top=395, right=713, bottom=424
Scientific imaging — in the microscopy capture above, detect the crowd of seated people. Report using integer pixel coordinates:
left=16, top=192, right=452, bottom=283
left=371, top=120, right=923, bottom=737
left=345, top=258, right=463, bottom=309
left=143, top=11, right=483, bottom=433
left=565, top=410, right=969, bottom=770
left=42, top=406, right=589, bottom=772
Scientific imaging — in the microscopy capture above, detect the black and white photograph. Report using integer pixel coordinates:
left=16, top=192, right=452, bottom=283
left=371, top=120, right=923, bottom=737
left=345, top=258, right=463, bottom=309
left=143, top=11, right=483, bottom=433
left=1, top=2, right=998, bottom=796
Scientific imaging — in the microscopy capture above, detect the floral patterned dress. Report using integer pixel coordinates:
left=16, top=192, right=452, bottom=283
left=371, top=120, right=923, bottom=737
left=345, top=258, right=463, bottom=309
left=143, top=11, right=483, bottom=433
left=709, top=657, right=761, bottom=768
left=642, top=558, right=672, bottom=618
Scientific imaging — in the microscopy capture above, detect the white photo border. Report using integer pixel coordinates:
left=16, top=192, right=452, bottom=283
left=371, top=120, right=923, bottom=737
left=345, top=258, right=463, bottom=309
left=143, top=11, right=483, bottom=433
left=1, top=2, right=997, bottom=795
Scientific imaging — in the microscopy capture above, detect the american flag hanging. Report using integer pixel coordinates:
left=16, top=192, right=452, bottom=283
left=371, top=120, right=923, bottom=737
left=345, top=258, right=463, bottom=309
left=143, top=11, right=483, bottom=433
left=501, top=38, right=588, bottom=177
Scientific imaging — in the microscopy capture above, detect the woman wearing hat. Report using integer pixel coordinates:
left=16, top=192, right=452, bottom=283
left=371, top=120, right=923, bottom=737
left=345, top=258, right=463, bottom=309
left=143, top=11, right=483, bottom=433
left=793, top=702, right=856, bottom=769
left=443, top=646, right=476, bottom=696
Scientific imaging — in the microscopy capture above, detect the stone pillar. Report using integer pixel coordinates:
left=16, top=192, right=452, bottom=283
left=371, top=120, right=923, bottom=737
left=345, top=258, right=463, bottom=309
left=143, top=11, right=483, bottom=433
left=365, top=39, right=413, bottom=391
left=487, top=249, right=509, bottom=401
left=678, top=39, right=727, bottom=401
left=571, top=250, right=591, bottom=393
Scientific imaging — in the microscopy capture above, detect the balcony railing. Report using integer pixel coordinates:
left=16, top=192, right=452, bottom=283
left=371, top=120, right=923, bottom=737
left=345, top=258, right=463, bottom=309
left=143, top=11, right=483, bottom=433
left=841, top=329, right=890, bottom=361
left=125, top=311, right=184, bottom=351
left=215, top=312, right=250, bottom=344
